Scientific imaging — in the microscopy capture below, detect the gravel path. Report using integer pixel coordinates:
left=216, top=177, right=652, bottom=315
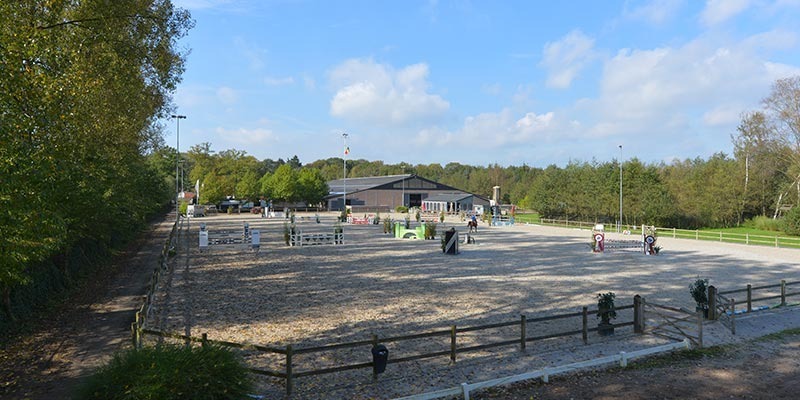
left=149, top=212, right=800, bottom=399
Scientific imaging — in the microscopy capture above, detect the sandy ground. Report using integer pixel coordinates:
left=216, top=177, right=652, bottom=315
left=148, top=212, right=800, bottom=399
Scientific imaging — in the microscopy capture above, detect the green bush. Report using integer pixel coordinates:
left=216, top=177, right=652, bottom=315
left=424, top=222, right=437, bottom=240
left=75, top=344, right=253, bottom=400
left=395, top=206, right=408, bottom=213
left=783, top=206, right=800, bottom=236
left=750, top=215, right=782, bottom=232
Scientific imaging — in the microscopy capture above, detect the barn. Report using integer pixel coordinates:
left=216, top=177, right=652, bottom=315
left=324, top=174, right=490, bottom=213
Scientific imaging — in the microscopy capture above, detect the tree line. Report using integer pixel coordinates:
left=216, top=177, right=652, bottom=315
left=181, top=77, right=800, bottom=233
left=0, top=1, right=192, bottom=320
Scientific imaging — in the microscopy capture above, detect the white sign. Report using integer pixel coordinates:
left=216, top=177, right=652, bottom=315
left=199, top=230, right=208, bottom=248
left=251, top=230, right=260, bottom=248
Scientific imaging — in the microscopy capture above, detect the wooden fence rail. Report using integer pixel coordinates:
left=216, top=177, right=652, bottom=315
left=137, top=302, right=637, bottom=395
left=537, top=218, right=800, bottom=249
left=706, top=279, right=800, bottom=336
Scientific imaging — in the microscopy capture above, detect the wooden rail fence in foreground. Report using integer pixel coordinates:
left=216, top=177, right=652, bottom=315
left=708, top=279, right=800, bottom=334
left=135, top=302, right=642, bottom=395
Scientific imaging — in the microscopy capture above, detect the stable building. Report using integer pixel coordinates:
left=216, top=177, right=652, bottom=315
left=324, top=174, right=490, bottom=213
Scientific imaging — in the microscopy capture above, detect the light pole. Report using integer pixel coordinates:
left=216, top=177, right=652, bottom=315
left=619, top=144, right=623, bottom=233
left=172, top=114, right=186, bottom=221
left=342, top=132, right=348, bottom=214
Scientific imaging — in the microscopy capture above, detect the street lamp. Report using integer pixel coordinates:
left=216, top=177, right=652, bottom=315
left=619, top=144, right=623, bottom=233
left=342, top=132, right=349, bottom=214
left=172, top=114, right=186, bottom=221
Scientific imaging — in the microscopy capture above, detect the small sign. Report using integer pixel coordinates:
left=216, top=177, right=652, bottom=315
left=199, top=231, right=208, bottom=248
left=251, top=230, right=260, bottom=248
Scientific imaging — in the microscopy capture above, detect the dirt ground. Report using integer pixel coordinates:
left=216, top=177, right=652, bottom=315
left=478, top=331, right=800, bottom=399
left=0, top=213, right=174, bottom=400
left=1, top=211, right=800, bottom=399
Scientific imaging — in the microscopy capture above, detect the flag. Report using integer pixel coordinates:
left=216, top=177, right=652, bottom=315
left=344, top=146, right=350, bottom=155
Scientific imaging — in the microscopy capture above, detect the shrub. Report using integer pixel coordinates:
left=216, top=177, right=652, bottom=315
left=596, top=292, right=617, bottom=323
left=424, top=222, right=437, bottom=240
left=783, top=206, right=800, bottom=236
left=689, top=278, right=709, bottom=309
left=395, top=206, right=408, bottom=213
left=75, top=344, right=253, bottom=400
left=751, top=215, right=783, bottom=232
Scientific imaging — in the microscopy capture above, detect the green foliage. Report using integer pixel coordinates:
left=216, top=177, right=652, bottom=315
left=415, top=209, right=421, bottom=222
left=75, top=344, right=253, bottom=400
left=265, top=164, right=299, bottom=203
left=596, top=292, right=617, bottom=323
left=396, top=206, right=408, bottom=213
left=0, top=0, right=192, bottom=318
left=383, top=218, right=393, bottom=234
left=749, top=215, right=783, bottom=232
left=782, top=206, right=800, bottom=236
left=424, top=222, right=437, bottom=240
left=689, top=278, right=709, bottom=308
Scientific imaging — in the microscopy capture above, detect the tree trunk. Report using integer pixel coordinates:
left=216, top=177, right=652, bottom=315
left=1, top=285, right=14, bottom=321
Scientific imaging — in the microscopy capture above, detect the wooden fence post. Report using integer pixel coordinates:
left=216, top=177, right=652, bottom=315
left=372, top=334, right=379, bottom=382
left=450, top=325, right=457, bottom=364
left=633, top=295, right=644, bottom=334
left=520, top=315, right=526, bottom=351
left=286, top=345, right=293, bottom=396
left=134, top=311, right=142, bottom=349
left=696, top=310, right=703, bottom=348
left=582, top=306, right=588, bottom=345
left=201, top=333, right=208, bottom=348
left=708, top=285, right=717, bottom=320
left=746, top=284, right=752, bottom=312
left=781, top=280, right=787, bottom=306
left=730, top=299, right=736, bottom=335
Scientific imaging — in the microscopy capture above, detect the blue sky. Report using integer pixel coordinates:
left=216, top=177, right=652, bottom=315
left=169, top=0, right=800, bottom=167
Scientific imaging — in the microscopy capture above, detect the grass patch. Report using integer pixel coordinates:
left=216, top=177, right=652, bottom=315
left=514, top=212, right=541, bottom=224
left=621, top=344, right=731, bottom=371
left=75, top=344, right=253, bottom=400
left=755, top=327, right=800, bottom=342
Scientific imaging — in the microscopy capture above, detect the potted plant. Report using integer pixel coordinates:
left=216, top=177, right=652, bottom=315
left=596, top=292, right=617, bottom=336
left=689, top=278, right=709, bottom=318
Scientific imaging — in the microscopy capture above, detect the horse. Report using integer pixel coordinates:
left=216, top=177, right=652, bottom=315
left=467, top=220, right=478, bottom=233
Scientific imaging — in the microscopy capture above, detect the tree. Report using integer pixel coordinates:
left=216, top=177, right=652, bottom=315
left=0, top=0, right=193, bottom=319
left=297, top=168, right=329, bottom=206
left=265, top=164, right=299, bottom=203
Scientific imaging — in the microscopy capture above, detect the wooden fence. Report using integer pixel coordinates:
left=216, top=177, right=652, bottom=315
left=708, top=279, right=800, bottom=334
left=135, top=301, right=644, bottom=395
left=131, top=217, right=179, bottom=347
left=538, top=218, right=800, bottom=249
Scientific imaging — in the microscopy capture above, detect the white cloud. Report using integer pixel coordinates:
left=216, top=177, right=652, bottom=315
left=215, top=127, right=278, bottom=145
left=264, top=76, right=295, bottom=86
left=541, top=30, right=596, bottom=89
left=623, top=0, right=685, bottom=25
left=587, top=33, right=800, bottom=138
left=216, top=86, right=238, bottom=104
left=413, top=109, right=562, bottom=148
left=701, top=0, right=752, bottom=26
left=329, top=58, right=450, bottom=125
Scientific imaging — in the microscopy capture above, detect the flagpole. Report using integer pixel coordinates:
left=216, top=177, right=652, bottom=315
left=342, top=133, right=348, bottom=216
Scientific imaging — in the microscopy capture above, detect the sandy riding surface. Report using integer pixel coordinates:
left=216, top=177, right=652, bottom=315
left=148, top=212, right=800, bottom=399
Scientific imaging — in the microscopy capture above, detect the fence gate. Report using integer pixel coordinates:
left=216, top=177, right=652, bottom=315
left=708, top=286, right=736, bottom=335
left=639, top=297, right=703, bottom=348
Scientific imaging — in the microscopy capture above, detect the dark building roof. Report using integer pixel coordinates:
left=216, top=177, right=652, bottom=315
left=323, top=174, right=489, bottom=204
left=327, top=174, right=411, bottom=194
left=423, top=193, right=475, bottom=203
